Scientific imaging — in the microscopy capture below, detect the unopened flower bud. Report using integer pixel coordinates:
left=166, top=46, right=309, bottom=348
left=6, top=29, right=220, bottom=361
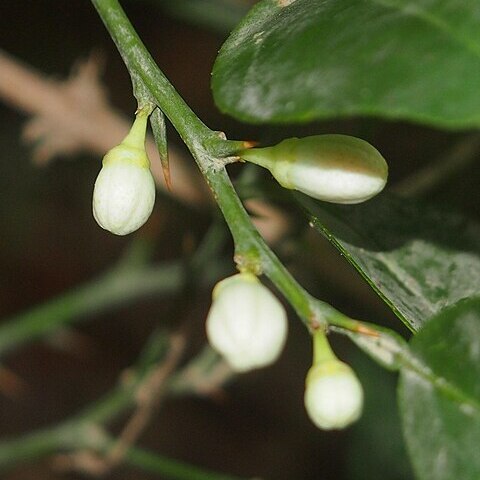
left=206, top=272, right=288, bottom=372
left=93, top=110, right=155, bottom=235
left=305, top=359, right=363, bottom=430
left=240, top=135, right=388, bottom=204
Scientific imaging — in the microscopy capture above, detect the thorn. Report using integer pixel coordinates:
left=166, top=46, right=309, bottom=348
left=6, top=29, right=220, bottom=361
left=242, top=140, right=258, bottom=149
left=160, top=153, right=172, bottom=191
left=356, top=323, right=380, bottom=337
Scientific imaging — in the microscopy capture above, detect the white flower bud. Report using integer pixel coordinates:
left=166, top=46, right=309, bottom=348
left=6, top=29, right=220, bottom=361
left=206, top=273, right=288, bottom=372
left=92, top=110, right=155, bottom=236
left=304, top=359, right=363, bottom=430
left=240, top=135, right=388, bottom=204
left=93, top=161, right=155, bottom=236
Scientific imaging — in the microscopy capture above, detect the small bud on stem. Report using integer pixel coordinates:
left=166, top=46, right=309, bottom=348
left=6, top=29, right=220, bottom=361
left=92, top=108, right=156, bottom=236
left=240, top=134, right=388, bottom=204
left=304, top=331, right=363, bottom=429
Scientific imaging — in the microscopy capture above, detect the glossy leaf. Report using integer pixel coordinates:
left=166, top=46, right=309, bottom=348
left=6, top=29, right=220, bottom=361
left=299, top=194, right=480, bottom=331
left=398, top=298, right=480, bottom=480
left=212, top=0, right=480, bottom=128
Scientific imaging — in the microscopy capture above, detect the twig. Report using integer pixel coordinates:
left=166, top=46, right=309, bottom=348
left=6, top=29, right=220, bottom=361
left=0, top=261, right=184, bottom=357
left=0, top=229, right=229, bottom=359
left=90, top=0, right=365, bottom=332
left=0, top=220, right=235, bottom=472
left=169, top=345, right=233, bottom=399
left=57, top=441, right=253, bottom=480
left=123, top=444, right=257, bottom=480
left=99, top=334, right=185, bottom=473
left=57, top=334, right=186, bottom=476
left=0, top=334, right=237, bottom=477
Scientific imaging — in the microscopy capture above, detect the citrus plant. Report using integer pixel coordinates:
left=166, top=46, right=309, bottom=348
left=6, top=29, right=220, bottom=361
left=0, top=1, right=479, bottom=479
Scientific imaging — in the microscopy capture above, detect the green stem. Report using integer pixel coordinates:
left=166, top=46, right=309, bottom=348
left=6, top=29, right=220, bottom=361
left=0, top=219, right=233, bottom=470
left=124, top=446, right=247, bottom=480
left=0, top=218, right=232, bottom=360
left=0, top=425, right=249, bottom=480
left=91, top=0, right=213, bottom=152
left=0, top=429, right=67, bottom=470
left=121, top=105, right=152, bottom=150
left=237, top=148, right=274, bottom=170
left=0, top=332, right=161, bottom=468
left=90, top=0, right=348, bottom=329
left=0, top=262, right=183, bottom=357
left=312, top=330, right=336, bottom=365
left=202, top=159, right=332, bottom=326
left=91, top=0, right=247, bottom=158
left=0, top=333, right=246, bottom=479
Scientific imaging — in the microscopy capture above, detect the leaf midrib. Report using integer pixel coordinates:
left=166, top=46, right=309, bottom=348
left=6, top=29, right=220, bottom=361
left=402, top=351, right=480, bottom=417
left=308, top=214, right=415, bottom=332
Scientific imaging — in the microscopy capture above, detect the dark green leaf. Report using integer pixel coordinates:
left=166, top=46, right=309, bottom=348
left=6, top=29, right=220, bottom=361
left=299, top=194, right=480, bottom=331
left=398, top=298, right=480, bottom=480
left=212, top=0, right=480, bottom=128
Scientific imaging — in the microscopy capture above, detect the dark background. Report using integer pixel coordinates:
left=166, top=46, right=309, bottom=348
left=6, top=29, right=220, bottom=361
left=0, top=1, right=479, bottom=479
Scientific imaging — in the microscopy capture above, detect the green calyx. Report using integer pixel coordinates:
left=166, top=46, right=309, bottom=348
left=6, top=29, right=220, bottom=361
left=312, top=329, right=336, bottom=366
left=103, top=109, right=151, bottom=169
left=212, top=272, right=259, bottom=300
left=306, top=359, right=353, bottom=385
left=239, top=138, right=298, bottom=189
left=307, top=330, right=361, bottom=391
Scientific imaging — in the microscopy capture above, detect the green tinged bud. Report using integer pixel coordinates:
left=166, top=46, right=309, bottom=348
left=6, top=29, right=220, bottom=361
left=304, top=331, right=364, bottom=430
left=240, top=135, right=388, bottom=204
left=92, top=110, right=155, bottom=236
